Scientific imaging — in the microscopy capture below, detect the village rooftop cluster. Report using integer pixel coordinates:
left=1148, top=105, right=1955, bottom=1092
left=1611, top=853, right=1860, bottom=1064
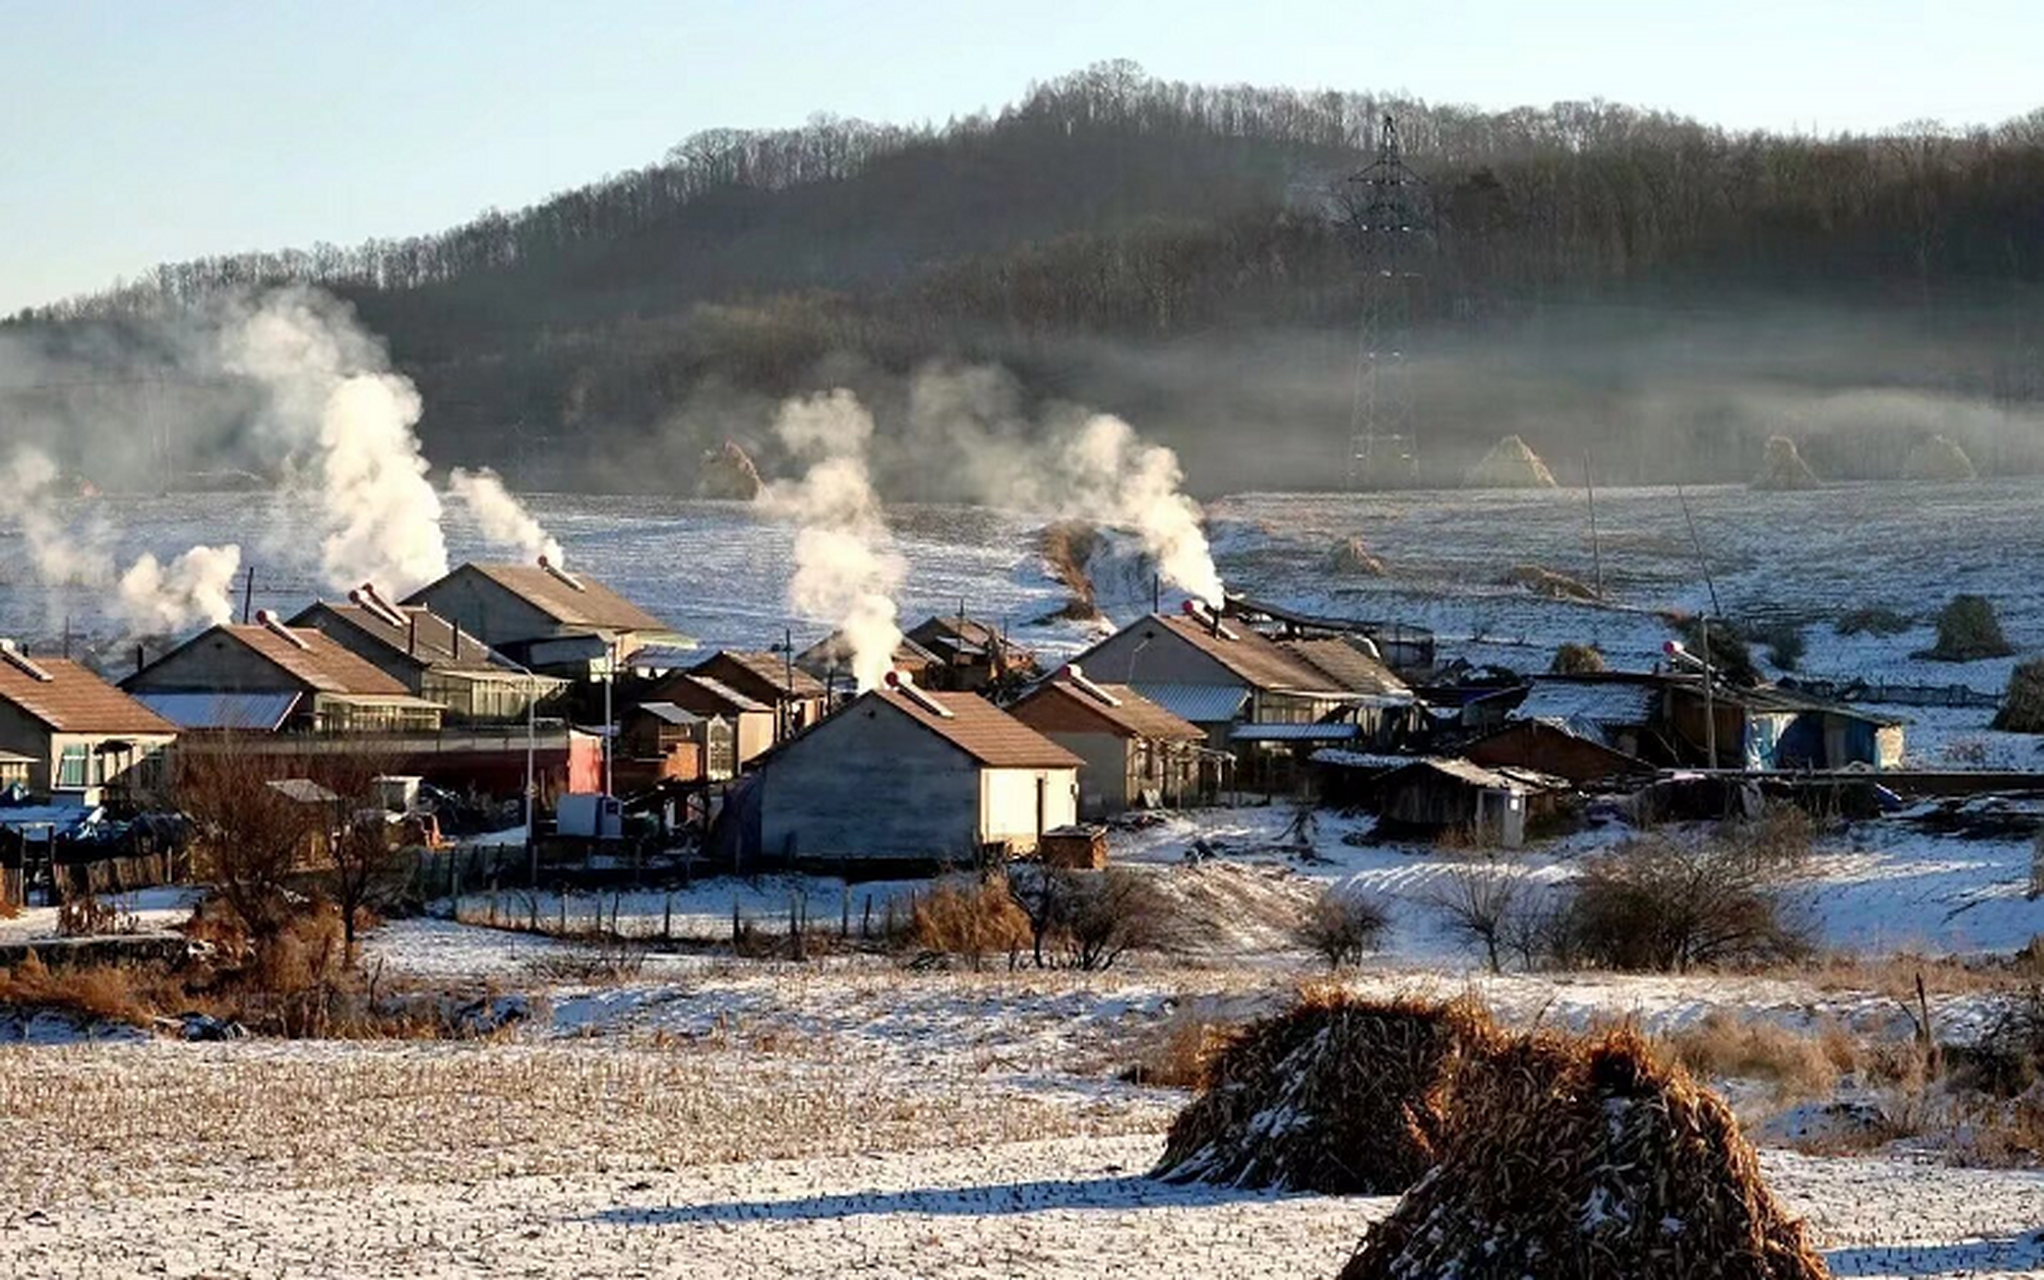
left=0, top=553, right=1931, bottom=903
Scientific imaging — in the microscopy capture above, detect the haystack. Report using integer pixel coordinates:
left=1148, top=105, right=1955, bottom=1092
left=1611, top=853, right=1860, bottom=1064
left=1993, top=658, right=2044, bottom=733
left=1341, top=1029, right=1829, bottom=1280
left=1466, top=435, right=1558, bottom=488
left=1327, top=535, right=1386, bottom=577
left=694, top=440, right=763, bottom=500
left=1551, top=641, right=1607, bottom=674
left=1919, top=594, right=2015, bottom=662
left=1036, top=519, right=1103, bottom=622
left=1752, top=436, right=1821, bottom=491
left=1903, top=434, right=1979, bottom=482
left=1153, top=990, right=1499, bottom=1194
left=1502, top=563, right=1600, bottom=603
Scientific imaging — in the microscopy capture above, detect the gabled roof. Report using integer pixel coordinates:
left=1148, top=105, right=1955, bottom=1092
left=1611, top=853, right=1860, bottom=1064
left=140, top=624, right=413, bottom=697
left=132, top=691, right=301, bottom=732
left=868, top=686, right=1082, bottom=769
left=1381, top=755, right=1570, bottom=793
left=1512, top=677, right=1660, bottom=731
left=1279, top=637, right=1412, bottom=700
left=905, top=615, right=1034, bottom=663
left=649, top=673, right=770, bottom=715
left=416, top=563, right=672, bottom=635
left=694, top=650, right=828, bottom=700
left=292, top=601, right=499, bottom=673
left=0, top=656, right=175, bottom=735
left=1129, top=683, right=1251, bottom=725
left=1013, top=672, right=1207, bottom=742
left=633, top=701, right=707, bottom=727
left=795, top=630, right=940, bottom=677
left=1135, top=614, right=1347, bottom=695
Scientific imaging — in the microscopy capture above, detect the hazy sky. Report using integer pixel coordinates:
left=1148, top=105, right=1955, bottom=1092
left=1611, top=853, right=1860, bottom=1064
left=3, top=0, right=2038, bottom=315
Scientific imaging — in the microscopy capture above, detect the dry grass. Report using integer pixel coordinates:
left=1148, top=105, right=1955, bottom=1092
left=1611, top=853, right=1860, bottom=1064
left=1664, top=1011, right=1841, bottom=1101
left=1120, top=1004, right=1231, bottom=1088
left=910, top=875, right=1031, bottom=966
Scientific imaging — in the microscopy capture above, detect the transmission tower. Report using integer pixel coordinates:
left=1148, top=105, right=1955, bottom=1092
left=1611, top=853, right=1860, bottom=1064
left=1341, top=114, right=1432, bottom=488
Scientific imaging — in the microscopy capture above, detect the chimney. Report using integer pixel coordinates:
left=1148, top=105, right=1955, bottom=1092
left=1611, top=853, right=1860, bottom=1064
left=354, top=582, right=407, bottom=629
left=136, top=643, right=145, bottom=677
left=407, top=612, right=418, bottom=657
left=883, top=669, right=953, bottom=718
left=1063, top=663, right=1122, bottom=708
left=537, top=554, right=585, bottom=592
left=253, top=609, right=312, bottom=651
left=0, top=639, right=53, bottom=683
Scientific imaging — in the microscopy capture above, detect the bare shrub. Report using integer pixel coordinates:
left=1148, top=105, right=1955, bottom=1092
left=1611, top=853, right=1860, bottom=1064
left=1428, top=860, right=1529, bottom=974
left=1549, top=642, right=1606, bottom=674
left=1009, top=866, right=1177, bottom=971
left=522, top=938, right=651, bottom=984
left=1561, top=829, right=1815, bottom=972
left=910, top=875, right=1031, bottom=969
left=1294, top=884, right=1389, bottom=970
left=175, top=746, right=327, bottom=945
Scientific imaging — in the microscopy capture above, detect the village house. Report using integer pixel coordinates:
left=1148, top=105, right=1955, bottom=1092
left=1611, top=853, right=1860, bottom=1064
left=617, top=702, right=737, bottom=786
left=687, top=650, right=829, bottom=740
left=795, top=630, right=941, bottom=696
left=745, top=678, right=1081, bottom=869
left=403, top=559, right=690, bottom=678
left=640, top=672, right=777, bottom=766
left=0, top=641, right=177, bottom=800
left=290, top=586, right=568, bottom=724
left=903, top=615, right=1036, bottom=692
left=1508, top=671, right=1905, bottom=771
left=1373, top=756, right=1571, bottom=847
left=1008, top=664, right=1211, bottom=817
left=1463, top=719, right=1654, bottom=789
left=123, top=614, right=445, bottom=735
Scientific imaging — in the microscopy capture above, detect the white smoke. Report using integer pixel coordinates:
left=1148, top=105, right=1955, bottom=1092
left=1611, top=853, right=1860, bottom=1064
left=1, top=444, right=239, bottom=635
left=906, top=365, right=1225, bottom=606
left=216, top=289, right=449, bottom=595
left=116, top=543, right=242, bottom=634
left=759, top=390, right=904, bottom=692
left=448, top=466, right=562, bottom=565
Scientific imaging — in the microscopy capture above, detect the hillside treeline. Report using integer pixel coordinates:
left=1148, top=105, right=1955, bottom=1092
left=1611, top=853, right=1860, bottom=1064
left=10, top=62, right=2044, bottom=490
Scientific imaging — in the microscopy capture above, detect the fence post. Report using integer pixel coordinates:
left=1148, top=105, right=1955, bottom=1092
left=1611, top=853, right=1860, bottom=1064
left=861, top=894, right=872, bottom=940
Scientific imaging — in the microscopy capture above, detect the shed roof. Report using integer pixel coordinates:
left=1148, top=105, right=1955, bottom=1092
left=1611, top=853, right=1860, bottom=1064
left=694, top=649, right=829, bottom=700
left=421, top=563, right=673, bottom=635
left=1013, top=672, right=1206, bottom=742
left=1512, top=678, right=1660, bottom=730
left=795, top=630, right=939, bottom=677
left=1230, top=722, right=1362, bottom=743
left=869, top=686, right=1082, bottom=769
left=292, top=600, right=499, bottom=673
left=1279, top=637, right=1412, bottom=699
left=1129, top=683, right=1251, bottom=725
left=0, top=655, right=176, bottom=735
left=132, top=690, right=302, bottom=732
left=1380, top=756, right=1570, bottom=793
left=652, top=673, right=770, bottom=715
left=633, top=701, right=707, bottom=727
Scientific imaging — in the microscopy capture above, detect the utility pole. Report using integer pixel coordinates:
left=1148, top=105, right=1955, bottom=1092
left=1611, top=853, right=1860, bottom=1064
left=1583, top=454, right=1604, bottom=600
left=1342, top=113, right=1431, bottom=489
left=240, top=565, right=256, bottom=624
left=1674, top=483, right=1721, bottom=769
left=602, top=640, right=615, bottom=799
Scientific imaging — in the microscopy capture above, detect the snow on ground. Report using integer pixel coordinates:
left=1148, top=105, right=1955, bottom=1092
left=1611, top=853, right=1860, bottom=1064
left=0, top=884, right=198, bottom=946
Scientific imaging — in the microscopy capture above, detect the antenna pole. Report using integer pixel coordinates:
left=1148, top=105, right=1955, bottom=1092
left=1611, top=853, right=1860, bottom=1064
left=1583, top=454, right=1604, bottom=600
left=240, top=565, right=255, bottom=624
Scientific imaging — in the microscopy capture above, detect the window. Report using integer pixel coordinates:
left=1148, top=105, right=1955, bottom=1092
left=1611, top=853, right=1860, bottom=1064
left=56, top=745, right=88, bottom=788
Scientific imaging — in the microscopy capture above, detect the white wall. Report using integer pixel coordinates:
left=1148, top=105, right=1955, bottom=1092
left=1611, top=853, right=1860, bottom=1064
left=981, top=766, right=1078, bottom=848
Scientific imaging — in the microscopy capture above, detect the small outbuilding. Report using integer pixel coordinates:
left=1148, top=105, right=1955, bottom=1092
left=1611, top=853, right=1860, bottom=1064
left=1374, top=757, right=1569, bottom=846
left=639, top=673, right=776, bottom=766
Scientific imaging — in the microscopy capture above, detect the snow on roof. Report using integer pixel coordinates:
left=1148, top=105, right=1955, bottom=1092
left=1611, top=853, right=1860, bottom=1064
left=1512, top=679, right=1658, bottom=730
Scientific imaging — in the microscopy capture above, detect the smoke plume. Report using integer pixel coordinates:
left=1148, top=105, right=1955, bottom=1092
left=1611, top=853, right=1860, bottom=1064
left=0, top=446, right=115, bottom=588
left=759, top=389, right=904, bottom=691
left=448, top=466, right=563, bottom=564
left=904, top=365, right=1225, bottom=606
left=116, top=543, right=242, bottom=633
left=216, top=289, right=449, bottom=595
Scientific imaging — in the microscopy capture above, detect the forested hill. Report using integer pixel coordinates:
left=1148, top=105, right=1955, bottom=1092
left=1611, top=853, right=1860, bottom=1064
left=11, top=62, right=2044, bottom=492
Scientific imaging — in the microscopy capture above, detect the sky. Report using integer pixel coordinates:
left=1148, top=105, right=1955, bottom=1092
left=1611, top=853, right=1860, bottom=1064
left=3, top=0, right=2039, bottom=315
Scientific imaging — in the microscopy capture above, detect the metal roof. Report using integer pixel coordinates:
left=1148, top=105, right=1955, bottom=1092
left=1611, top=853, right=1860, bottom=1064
left=1230, top=723, right=1361, bottom=743
left=635, top=701, right=706, bottom=726
left=1512, top=679, right=1658, bottom=731
left=132, top=691, right=302, bottom=731
left=1129, top=683, right=1251, bottom=724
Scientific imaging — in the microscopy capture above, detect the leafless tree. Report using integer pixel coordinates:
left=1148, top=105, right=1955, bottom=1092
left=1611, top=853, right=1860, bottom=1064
left=1427, top=860, right=1529, bottom=975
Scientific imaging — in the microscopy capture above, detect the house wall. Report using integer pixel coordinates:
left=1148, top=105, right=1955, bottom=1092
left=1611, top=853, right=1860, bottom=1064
left=1037, top=730, right=1128, bottom=818
left=733, top=710, right=775, bottom=765
left=409, top=571, right=561, bottom=650
left=0, top=702, right=174, bottom=796
left=980, top=766, right=1078, bottom=849
left=0, top=702, right=52, bottom=791
left=758, top=700, right=984, bottom=863
left=125, top=634, right=301, bottom=693
left=1080, top=626, right=1238, bottom=688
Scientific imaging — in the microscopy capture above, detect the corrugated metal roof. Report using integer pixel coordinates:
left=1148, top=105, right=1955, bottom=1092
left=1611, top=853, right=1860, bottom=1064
left=1129, top=683, right=1250, bottom=724
left=635, top=701, right=705, bottom=726
left=1230, top=723, right=1361, bottom=743
left=437, top=563, right=675, bottom=635
left=133, top=691, right=301, bottom=731
left=1279, top=638, right=1412, bottom=699
left=1382, top=756, right=1569, bottom=792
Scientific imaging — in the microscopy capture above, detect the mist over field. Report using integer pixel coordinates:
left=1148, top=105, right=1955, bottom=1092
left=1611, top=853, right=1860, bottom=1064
left=4, top=62, right=2041, bottom=497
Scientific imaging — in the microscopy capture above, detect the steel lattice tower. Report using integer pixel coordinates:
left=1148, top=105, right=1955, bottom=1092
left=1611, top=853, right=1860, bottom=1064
left=1341, top=114, right=1431, bottom=488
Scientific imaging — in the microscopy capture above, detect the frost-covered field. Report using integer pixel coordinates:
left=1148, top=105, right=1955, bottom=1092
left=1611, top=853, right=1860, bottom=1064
left=8, top=481, right=2041, bottom=690
left=6, top=803, right=2044, bottom=1274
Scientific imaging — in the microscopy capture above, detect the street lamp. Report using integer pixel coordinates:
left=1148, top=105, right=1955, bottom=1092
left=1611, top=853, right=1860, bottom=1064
left=487, top=650, right=542, bottom=886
